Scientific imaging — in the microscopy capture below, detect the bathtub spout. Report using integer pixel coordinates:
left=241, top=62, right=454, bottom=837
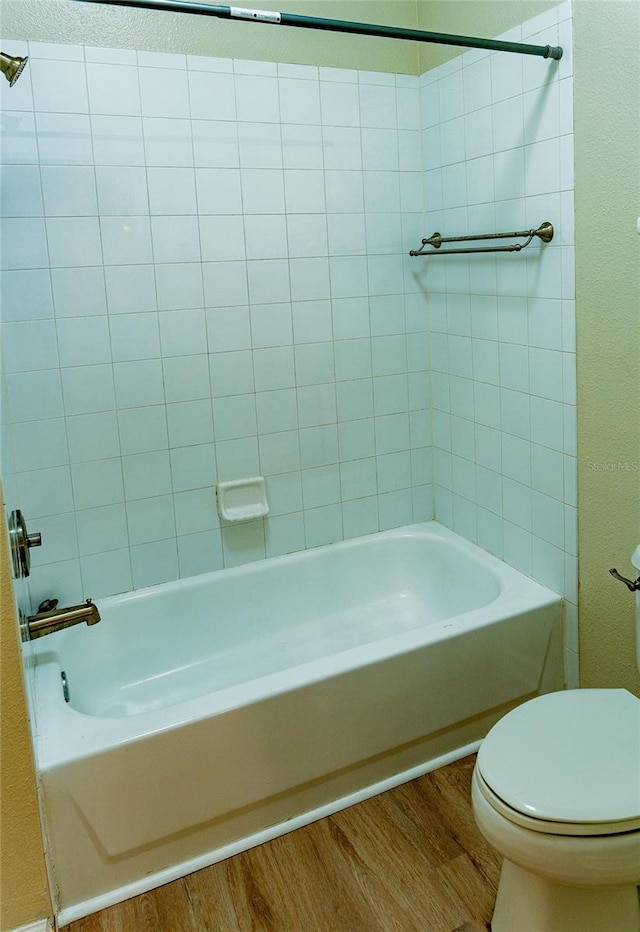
left=26, top=599, right=101, bottom=639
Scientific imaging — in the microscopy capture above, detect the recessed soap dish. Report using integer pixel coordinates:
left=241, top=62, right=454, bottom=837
left=216, top=477, right=269, bottom=523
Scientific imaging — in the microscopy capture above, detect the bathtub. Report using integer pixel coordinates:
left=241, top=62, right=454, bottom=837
left=29, top=522, right=563, bottom=925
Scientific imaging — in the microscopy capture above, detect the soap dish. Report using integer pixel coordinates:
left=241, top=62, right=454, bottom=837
left=216, top=477, right=269, bottom=523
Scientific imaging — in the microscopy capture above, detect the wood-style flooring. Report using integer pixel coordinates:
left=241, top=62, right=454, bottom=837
left=69, top=755, right=500, bottom=932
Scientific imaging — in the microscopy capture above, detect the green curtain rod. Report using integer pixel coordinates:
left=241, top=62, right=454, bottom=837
left=74, top=0, right=563, bottom=60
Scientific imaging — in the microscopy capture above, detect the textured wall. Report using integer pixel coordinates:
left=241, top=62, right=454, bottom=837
left=0, top=484, right=51, bottom=932
left=1, top=0, right=420, bottom=74
left=574, top=0, right=640, bottom=694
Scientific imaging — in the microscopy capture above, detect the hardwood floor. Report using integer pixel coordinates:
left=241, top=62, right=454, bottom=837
left=69, top=755, right=500, bottom=932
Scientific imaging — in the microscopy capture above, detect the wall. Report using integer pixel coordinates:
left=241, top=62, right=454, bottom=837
left=0, top=39, right=430, bottom=608
left=0, top=485, right=52, bottom=932
left=1, top=0, right=420, bottom=74
left=574, top=0, right=640, bottom=694
left=419, top=4, right=577, bottom=682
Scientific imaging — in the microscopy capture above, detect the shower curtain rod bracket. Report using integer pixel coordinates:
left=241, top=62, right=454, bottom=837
left=73, top=0, right=563, bottom=61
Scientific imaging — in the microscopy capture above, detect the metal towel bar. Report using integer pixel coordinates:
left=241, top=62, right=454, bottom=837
left=409, top=221, right=554, bottom=257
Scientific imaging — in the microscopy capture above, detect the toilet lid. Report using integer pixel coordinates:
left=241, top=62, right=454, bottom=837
left=477, top=689, right=640, bottom=825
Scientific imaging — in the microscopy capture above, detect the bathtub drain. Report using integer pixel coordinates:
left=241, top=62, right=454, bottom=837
left=61, top=671, right=70, bottom=703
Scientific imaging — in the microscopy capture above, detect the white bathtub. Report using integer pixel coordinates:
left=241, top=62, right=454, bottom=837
left=30, top=522, right=563, bottom=925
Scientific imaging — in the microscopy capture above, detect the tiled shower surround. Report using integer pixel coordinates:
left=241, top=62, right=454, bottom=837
left=0, top=5, right=575, bottom=676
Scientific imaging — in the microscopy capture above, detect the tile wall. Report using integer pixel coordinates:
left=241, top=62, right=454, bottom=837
left=0, top=41, right=431, bottom=606
left=418, top=4, right=577, bottom=681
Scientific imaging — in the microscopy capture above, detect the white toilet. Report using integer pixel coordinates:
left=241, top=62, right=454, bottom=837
left=472, top=547, right=640, bottom=932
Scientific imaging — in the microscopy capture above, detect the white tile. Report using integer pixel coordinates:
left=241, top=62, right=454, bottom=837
left=221, top=521, right=265, bottom=568
left=290, top=257, right=330, bottom=302
left=206, top=306, right=251, bottom=353
left=163, top=355, right=211, bottom=402
left=195, top=168, right=242, bottom=214
left=250, top=301, right=292, bottom=347
left=174, top=488, right=219, bottom=535
left=109, top=312, right=161, bottom=362
left=71, top=457, right=124, bottom=509
left=159, top=309, right=207, bottom=357
left=113, top=359, right=164, bottom=408
left=322, top=126, right=361, bottom=171
left=188, top=70, right=236, bottom=121
left=105, top=265, right=156, bottom=314
left=281, top=123, right=323, bottom=171
left=61, top=364, right=116, bottom=415
left=253, top=346, right=295, bottom=391
left=152, top=215, right=201, bottom=263
left=30, top=58, right=88, bottom=113
left=6, top=369, right=63, bottom=422
left=138, top=51, right=186, bottom=69
left=1, top=218, right=48, bottom=270
left=127, top=495, right=176, bottom=546
left=529, top=347, right=564, bottom=401
left=297, top=383, right=336, bottom=428
left=0, top=112, right=38, bottom=165
left=66, top=411, right=120, bottom=463
left=91, top=115, right=145, bottom=166
left=255, top=389, right=298, bottom=434
left=292, top=299, right=332, bottom=344
left=240, top=168, right=285, bottom=213
left=139, top=66, right=190, bottom=118
left=212, top=394, right=256, bottom=441
left=177, top=529, right=223, bottom=577
left=199, top=215, right=246, bottom=262
left=167, top=399, right=214, bottom=447
left=209, top=350, right=254, bottom=396
left=147, top=167, right=197, bottom=215
left=18, top=465, right=74, bottom=518
left=320, top=81, right=359, bottom=126
left=2, top=320, right=58, bottom=373
left=235, top=74, right=280, bottom=123
left=2, top=268, right=53, bottom=321
left=259, top=430, right=300, bottom=474
left=502, top=433, right=531, bottom=485
left=192, top=120, right=238, bottom=168
left=278, top=78, right=321, bottom=125
left=85, top=46, right=137, bottom=65
left=81, top=549, right=132, bottom=597
left=284, top=169, right=326, bottom=213
left=202, top=261, right=248, bottom=307
left=87, top=63, right=141, bottom=116
left=170, top=443, right=216, bottom=492
left=302, top=464, right=340, bottom=508
left=117, top=405, right=168, bottom=455
left=247, top=259, right=290, bottom=304
left=100, top=216, right=153, bottom=265
left=76, top=503, right=129, bottom=555
left=360, top=84, right=397, bottom=129
left=36, top=113, right=93, bottom=165
left=46, top=217, right=102, bottom=268
left=155, top=262, right=204, bottom=310
left=244, top=215, right=288, bottom=260
left=294, top=341, right=334, bottom=385
left=131, top=539, right=179, bottom=589
left=324, top=171, right=364, bottom=213
left=1, top=165, right=43, bottom=217
left=143, top=117, right=193, bottom=167
left=287, top=214, right=328, bottom=258
left=57, top=316, right=111, bottom=367
left=237, top=122, right=282, bottom=168
left=265, top=513, right=305, bottom=558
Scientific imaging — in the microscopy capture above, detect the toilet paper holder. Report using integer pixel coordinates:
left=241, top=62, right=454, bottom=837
left=609, top=568, right=640, bottom=591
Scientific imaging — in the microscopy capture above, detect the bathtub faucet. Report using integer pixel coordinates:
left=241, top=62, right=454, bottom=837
left=26, top=598, right=101, bottom=639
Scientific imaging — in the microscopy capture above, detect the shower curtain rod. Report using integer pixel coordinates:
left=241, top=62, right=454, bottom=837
left=75, top=0, right=563, bottom=61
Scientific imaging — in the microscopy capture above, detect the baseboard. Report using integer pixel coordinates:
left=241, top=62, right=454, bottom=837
left=10, top=920, right=53, bottom=932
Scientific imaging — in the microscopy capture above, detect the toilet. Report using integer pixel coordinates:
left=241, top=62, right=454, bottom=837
left=472, top=547, right=640, bottom=932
